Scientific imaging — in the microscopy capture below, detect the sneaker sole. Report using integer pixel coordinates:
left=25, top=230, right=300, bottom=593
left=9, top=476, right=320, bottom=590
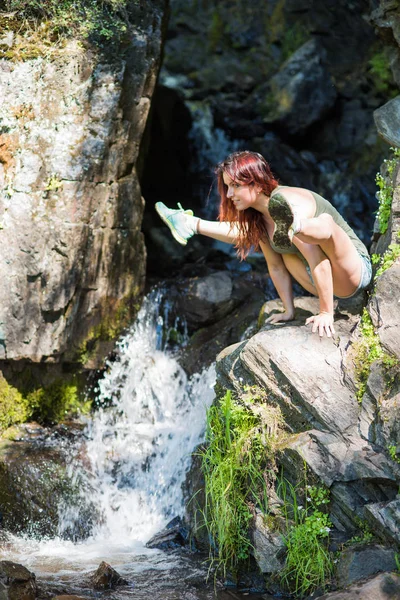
left=155, top=202, right=187, bottom=246
left=269, top=193, right=294, bottom=251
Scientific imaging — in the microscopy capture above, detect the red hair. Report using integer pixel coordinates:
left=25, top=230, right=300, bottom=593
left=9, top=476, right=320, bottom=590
left=215, top=151, right=279, bottom=260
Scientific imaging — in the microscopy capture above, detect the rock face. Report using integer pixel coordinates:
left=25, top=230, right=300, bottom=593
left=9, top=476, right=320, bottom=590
left=0, top=0, right=167, bottom=366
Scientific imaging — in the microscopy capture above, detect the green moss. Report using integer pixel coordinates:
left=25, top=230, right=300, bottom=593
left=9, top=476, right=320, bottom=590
left=375, top=147, right=400, bottom=234
left=368, top=49, right=397, bottom=97
left=0, top=372, right=91, bottom=432
left=0, top=376, right=30, bottom=431
left=26, top=380, right=91, bottom=424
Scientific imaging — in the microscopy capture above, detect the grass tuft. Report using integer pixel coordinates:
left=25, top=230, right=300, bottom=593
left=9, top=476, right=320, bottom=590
left=200, top=388, right=284, bottom=577
left=278, top=477, right=333, bottom=597
left=0, top=0, right=134, bottom=58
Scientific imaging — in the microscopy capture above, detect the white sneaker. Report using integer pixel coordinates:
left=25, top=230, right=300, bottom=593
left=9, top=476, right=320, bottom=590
left=155, top=202, right=198, bottom=246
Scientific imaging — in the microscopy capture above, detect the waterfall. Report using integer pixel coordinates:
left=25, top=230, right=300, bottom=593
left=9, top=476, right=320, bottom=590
left=58, top=286, right=216, bottom=546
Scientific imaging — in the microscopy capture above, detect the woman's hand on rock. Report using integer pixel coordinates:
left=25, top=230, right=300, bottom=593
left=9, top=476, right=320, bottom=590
left=305, top=312, right=335, bottom=338
left=265, top=310, right=295, bottom=324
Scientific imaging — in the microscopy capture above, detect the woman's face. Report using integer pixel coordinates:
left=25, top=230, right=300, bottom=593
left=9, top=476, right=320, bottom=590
left=222, top=172, right=260, bottom=211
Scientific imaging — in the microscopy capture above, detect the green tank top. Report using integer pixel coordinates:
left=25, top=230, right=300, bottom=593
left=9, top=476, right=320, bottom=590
left=267, top=186, right=369, bottom=259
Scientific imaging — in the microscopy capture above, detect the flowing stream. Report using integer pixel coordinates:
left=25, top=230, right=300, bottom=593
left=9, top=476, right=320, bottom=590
left=0, top=287, right=220, bottom=599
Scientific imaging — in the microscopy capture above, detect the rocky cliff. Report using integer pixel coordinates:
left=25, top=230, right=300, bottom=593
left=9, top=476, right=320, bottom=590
left=0, top=0, right=167, bottom=368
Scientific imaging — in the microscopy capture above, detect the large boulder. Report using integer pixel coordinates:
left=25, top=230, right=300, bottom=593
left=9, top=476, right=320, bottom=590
left=0, top=0, right=168, bottom=367
left=216, top=296, right=400, bottom=536
left=259, top=40, right=337, bottom=135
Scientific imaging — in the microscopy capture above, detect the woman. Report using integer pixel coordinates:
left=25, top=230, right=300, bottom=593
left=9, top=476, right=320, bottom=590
left=155, top=151, right=372, bottom=338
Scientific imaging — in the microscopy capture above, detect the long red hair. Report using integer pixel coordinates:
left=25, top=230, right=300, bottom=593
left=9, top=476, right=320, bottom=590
left=215, top=151, right=279, bottom=260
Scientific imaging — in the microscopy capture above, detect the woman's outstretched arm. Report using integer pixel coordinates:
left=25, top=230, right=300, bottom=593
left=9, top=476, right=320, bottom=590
left=197, top=219, right=240, bottom=244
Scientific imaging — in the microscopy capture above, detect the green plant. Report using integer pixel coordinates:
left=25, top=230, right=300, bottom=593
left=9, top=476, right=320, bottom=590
left=395, top=552, right=400, bottom=573
left=278, top=477, right=333, bottom=597
left=44, top=174, right=63, bottom=192
left=375, top=147, right=400, bottom=234
left=200, top=389, right=283, bottom=576
left=281, top=22, right=309, bottom=61
left=347, top=517, right=374, bottom=545
left=388, top=444, right=400, bottom=464
left=372, top=244, right=400, bottom=279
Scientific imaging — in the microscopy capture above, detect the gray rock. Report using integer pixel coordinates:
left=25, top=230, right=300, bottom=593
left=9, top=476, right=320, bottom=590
left=251, top=513, right=285, bottom=574
left=261, top=40, right=337, bottom=135
left=336, top=545, right=398, bottom=587
left=90, top=562, right=127, bottom=590
left=315, top=571, right=400, bottom=599
left=374, top=96, right=400, bottom=148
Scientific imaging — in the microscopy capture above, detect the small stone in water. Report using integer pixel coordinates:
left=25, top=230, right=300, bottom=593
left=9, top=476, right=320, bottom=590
left=90, top=561, right=128, bottom=590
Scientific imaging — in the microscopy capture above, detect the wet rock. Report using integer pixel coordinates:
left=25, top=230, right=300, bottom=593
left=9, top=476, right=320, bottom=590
left=90, top=561, right=127, bottom=590
left=0, top=560, right=37, bottom=600
left=336, top=544, right=398, bottom=587
left=146, top=516, right=189, bottom=550
left=260, top=40, right=337, bottom=135
left=177, top=271, right=234, bottom=327
left=251, top=513, right=285, bottom=574
left=315, top=571, right=400, bottom=599
left=374, top=96, right=400, bottom=148
left=0, top=439, right=97, bottom=539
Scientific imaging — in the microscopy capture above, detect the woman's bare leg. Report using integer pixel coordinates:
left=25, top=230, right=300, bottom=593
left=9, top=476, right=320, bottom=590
left=282, top=254, right=318, bottom=296
left=295, top=214, right=362, bottom=297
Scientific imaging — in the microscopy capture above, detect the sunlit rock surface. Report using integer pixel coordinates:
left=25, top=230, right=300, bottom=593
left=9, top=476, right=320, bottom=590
left=0, top=0, right=167, bottom=365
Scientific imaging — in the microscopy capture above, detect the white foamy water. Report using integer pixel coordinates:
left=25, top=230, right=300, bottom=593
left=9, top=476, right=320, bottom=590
left=1, top=287, right=216, bottom=595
